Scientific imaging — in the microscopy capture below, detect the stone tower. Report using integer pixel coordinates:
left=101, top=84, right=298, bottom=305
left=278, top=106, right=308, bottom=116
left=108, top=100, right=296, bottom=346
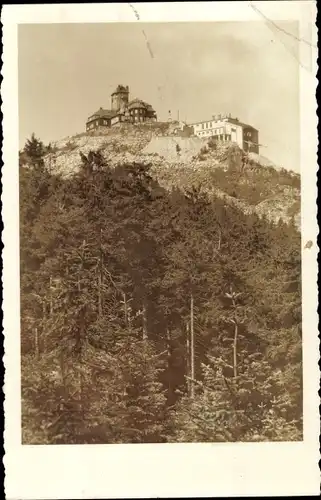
left=111, top=85, right=129, bottom=112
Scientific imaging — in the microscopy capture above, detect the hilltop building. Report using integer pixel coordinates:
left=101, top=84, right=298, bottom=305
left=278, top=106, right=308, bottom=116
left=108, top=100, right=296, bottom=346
left=86, top=85, right=157, bottom=131
left=172, top=121, right=194, bottom=137
left=191, top=114, right=259, bottom=153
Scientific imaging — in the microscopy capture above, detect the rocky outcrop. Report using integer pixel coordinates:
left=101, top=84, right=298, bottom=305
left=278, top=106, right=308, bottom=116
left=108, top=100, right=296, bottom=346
left=42, top=124, right=300, bottom=229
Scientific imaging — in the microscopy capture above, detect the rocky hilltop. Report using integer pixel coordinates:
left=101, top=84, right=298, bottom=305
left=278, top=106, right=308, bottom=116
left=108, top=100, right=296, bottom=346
left=41, top=122, right=300, bottom=229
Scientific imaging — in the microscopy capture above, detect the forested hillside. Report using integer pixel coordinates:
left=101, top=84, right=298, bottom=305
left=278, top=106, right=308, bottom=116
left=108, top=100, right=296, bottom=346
left=20, top=134, right=302, bottom=444
left=20, top=123, right=300, bottom=228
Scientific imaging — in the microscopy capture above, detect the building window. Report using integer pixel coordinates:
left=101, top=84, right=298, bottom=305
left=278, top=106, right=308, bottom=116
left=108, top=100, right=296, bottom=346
left=202, top=123, right=204, bottom=129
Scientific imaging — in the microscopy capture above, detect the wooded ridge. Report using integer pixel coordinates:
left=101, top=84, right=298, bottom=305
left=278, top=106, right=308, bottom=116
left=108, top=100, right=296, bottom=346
left=20, top=133, right=302, bottom=444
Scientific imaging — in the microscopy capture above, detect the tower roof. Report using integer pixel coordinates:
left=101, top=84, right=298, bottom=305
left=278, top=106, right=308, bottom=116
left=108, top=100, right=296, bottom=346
left=111, top=84, right=129, bottom=95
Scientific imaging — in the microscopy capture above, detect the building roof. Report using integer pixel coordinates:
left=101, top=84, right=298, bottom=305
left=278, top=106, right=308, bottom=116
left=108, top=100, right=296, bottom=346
left=127, top=99, right=147, bottom=110
left=144, top=103, right=155, bottom=111
left=111, top=84, right=129, bottom=95
left=128, top=99, right=156, bottom=112
left=87, top=96, right=157, bottom=122
left=191, top=116, right=258, bottom=131
left=227, top=117, right=258, bottom=131
left=87, top=108, right=116, bottom=121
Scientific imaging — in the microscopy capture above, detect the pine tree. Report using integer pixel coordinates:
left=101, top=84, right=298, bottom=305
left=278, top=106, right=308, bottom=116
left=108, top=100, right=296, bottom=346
left=20, top=142, right=303, bottom=444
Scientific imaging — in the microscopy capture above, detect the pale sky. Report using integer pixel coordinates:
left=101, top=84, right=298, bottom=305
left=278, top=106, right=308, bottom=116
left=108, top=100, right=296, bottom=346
left=19, top=21, right=300, bottom=171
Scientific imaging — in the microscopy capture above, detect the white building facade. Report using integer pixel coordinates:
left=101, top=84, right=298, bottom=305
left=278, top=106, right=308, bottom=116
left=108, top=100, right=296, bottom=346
left=191, top=114, right=259, bottom=153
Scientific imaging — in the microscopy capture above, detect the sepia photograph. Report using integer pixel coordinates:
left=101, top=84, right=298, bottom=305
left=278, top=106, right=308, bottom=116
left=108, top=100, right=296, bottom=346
left=2, top=2, right=319, bottom=498
left=18, top=18, right=304, bottom=446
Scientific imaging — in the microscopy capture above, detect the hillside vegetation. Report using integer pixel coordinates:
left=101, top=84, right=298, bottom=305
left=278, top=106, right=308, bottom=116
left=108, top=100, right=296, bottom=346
left=20, top=130, right=302, bottom=444
left=24, top=122, right=301, bottom=228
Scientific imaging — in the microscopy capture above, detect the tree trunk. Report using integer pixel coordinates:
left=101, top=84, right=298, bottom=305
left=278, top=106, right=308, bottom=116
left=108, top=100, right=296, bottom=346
left=217, top=226, right=222, bottom=251
left=128, top=303, right=132, bottom=330
left=123, top=292, right=128, bottom=326
left=42, top=300, right=46, bottom=352
left=233, top=321, right=238, bottom=378
left=142, top=303, right=148, bottom=340
left=166, top=328, right=171, bottom=357
left=98, top=274, right=102, bottom=318
left=59, top=347, right=67, bottom=389
left=77, top=308, right=85, bottom=418
left=98, top=228, right=103, bottom=318
left=231, top=291, right=238, bottom=379
left=190, top=293, right=195, bottom=398
left=34, top=327, right=39, bottom=359
left=167, top=328, right=172, bottom=399
left=49, top=276, right=53, bottom=316
left=186, top=321, right=190, bottom=397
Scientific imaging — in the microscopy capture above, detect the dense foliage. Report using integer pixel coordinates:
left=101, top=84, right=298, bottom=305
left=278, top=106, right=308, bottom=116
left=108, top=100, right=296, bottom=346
left=201, top=142, right=300, bottom=205
left=20, top=134, right=302, bottom=444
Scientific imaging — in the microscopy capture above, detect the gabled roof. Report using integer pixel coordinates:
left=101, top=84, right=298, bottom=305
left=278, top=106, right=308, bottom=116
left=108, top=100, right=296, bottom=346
left=128, top=99, right=147, bottom=110
left=87, top=108, right=116, bottom=121
left=227, top=117, right=258, bottom=131
left=128, top=99, right=156, bottom=112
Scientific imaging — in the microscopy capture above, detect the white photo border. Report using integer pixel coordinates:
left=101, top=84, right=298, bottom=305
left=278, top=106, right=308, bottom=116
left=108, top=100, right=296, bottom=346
left=2, top=2, right=319, bottom=498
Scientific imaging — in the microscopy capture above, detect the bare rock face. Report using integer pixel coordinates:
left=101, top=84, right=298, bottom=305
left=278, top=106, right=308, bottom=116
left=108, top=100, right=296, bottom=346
left=143, top=136, right=209, bottom=162
left=42, top=124, right=301, bottom=229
